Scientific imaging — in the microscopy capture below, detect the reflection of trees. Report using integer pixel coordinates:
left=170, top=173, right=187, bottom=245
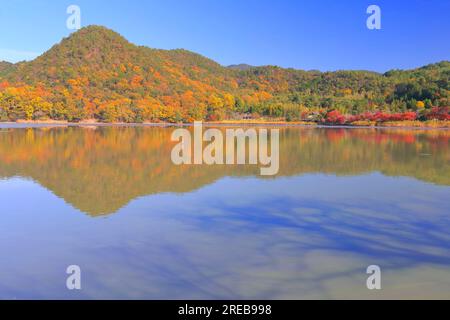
left=0, top=127, right=448, bottom=216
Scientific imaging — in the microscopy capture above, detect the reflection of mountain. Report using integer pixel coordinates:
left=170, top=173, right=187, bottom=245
left=0, top=127, right=448, bottom=216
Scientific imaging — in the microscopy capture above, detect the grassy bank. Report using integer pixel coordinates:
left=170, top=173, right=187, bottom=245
left=3, top=119, right=449, bottom=129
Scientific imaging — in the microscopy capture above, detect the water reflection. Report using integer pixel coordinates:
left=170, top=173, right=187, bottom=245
left=0, top=126, right=448, bottom=216
left=0, top=126, right=449, bottom=299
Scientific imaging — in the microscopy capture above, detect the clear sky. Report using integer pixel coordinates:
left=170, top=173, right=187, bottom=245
left=0, top=0, right=449, bottom=72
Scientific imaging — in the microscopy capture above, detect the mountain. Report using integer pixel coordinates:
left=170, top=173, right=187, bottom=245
left=227, top=64, right=255, bottom=71
left=0, top=25, right=448, bottom=123
left=0, top=61, right=15, bottom=77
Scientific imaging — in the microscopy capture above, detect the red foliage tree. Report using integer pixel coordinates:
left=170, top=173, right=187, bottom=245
left=325, top=110, right=346, bottom=125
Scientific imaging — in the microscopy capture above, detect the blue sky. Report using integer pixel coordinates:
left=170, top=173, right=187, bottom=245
left=0, top=0, right=449, bottom=72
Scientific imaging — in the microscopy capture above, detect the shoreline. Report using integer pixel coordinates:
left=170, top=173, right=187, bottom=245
left=1, top=120, right=449, bottom=130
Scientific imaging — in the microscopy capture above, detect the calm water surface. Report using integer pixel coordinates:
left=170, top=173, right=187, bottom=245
left=0, top=126, right=449, bottom=299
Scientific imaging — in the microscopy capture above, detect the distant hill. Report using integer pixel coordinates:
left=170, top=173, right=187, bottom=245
left=0, top=25, right=448, bottom=122
left=0, top=61, right=15, bottom=77
left=227, top=64, right=255, bottom=71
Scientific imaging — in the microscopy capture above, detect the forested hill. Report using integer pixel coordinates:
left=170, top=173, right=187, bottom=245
left=0, top=25, right=448, bottom=123
left=0, top=61, right=15, bottom=77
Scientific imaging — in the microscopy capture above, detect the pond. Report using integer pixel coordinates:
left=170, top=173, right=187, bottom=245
left=0, top=125, right=449, bottom=299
